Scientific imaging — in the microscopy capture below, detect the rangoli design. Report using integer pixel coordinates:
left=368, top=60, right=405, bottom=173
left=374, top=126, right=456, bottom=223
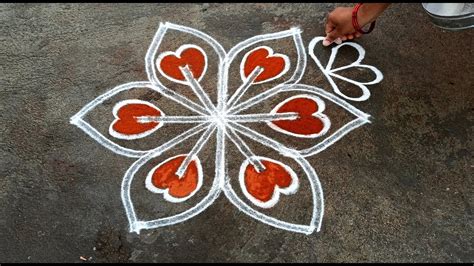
left=70, top=22, right=383, bottom=235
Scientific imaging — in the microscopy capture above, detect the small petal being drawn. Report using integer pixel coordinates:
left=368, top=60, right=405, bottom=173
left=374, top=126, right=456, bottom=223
left=309, top=36, right=383, bottom=102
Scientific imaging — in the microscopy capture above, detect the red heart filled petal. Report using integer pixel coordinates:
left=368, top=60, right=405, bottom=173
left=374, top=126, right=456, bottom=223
left=149, top=155, right=200, bottom=199
left=244, top=159, right=293, bottom=202
left=111, top=101, right=162, bottom=136
left=158, top=46, right=206, bottom=81
left=270, top=96, right=327, bottom=136
left=243, top=47, right=288, bottom=83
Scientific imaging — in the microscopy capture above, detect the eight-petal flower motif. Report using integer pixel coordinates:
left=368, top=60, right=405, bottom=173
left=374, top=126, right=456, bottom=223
left=70, top=22, right=383, bottom=235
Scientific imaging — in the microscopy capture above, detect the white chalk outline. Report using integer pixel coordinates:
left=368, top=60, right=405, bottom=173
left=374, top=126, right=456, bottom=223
left=156, top=44, right=208, bottom=85
left=238, top=156, right=299, bottom=209
left=109, top=99, right=165, bottom=140
left=175, top=125, right=216, bottom=177
left=308, top=37, right=384, bottom=102
left=239, top=46, right=290, bottom=84
left=267, top=94, right=331, bottom=139
left=71, top=21, right=384, bottom=235
left=145, top=154, right=204, bottom=203
left=225, top=126, right=266, bottom=173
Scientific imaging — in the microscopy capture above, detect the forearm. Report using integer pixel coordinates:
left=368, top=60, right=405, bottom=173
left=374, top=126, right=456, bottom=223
left=357, top=3, right=391, bottom=26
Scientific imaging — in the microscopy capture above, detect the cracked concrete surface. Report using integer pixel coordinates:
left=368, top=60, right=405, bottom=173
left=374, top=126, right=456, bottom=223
left=1, top=3, right=473, bottom=263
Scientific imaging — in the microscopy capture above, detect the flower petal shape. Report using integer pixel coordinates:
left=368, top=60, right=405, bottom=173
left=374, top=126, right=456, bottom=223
left=122, top=124, right=223, bottom=233
left=224, top=27, right=306, bottom=114
left=227, top=84, right=371, bottom=158
left=309, top=36, right=383, bottom=102
left=223, top=152, right=323, bottom=235
left=70, top=81, right=210, bottom=158
left=145, top=22, right=226, bottom=115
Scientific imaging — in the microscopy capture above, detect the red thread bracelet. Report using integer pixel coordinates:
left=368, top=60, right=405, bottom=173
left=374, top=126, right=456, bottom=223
left=352, top=3, right=376, bottom=34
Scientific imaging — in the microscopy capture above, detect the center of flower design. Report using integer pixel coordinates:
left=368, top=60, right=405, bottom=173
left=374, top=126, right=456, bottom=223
left=211, top=111, right=228, bottom=128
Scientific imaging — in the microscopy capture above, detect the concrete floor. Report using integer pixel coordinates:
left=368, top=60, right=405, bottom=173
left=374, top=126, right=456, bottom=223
left=1, top=3, right=473, bottom=263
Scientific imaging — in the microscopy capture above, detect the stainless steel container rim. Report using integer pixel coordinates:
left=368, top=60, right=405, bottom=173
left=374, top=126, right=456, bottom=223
left=422, top=3, right=474, bottom=19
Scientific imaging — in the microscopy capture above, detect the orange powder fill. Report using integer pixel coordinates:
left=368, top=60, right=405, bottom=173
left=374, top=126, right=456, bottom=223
left=151, top=155, right=199, bottom=198
left=113, top=103, right=161, bottom=135
left=244, top=160, right=292, bottom=202
left=272, top=97, right=325, bottom=135
left=244, top=48, right=286, bottom=82
left=159, top=48, right=205, bottom=81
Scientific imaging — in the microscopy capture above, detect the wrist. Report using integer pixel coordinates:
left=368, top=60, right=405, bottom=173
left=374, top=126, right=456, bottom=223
left=357, top=4, right=378, bottom=27
left=357, top=3, right=389, bottom=27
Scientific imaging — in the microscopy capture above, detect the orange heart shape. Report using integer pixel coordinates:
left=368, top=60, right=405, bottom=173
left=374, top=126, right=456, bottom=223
left=242, top=46, right=289, bottom=83
left=269, top=95, right=330, bottom=138
left=241, top=157, right=298, bottom=208
left=157, top=45, right=206, bottom=82
left=110, top=100, right=163, bottom=139
left=146, top=155, right=202, bottom=202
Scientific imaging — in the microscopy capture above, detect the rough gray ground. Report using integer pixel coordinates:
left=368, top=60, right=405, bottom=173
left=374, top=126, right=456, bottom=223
left=1, top=3, right=473, bottom=263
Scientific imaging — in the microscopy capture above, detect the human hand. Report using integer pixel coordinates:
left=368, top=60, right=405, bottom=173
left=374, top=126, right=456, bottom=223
left=323, top=4, right=391, bottom=47
left=323, top=7, right=363, bottom=46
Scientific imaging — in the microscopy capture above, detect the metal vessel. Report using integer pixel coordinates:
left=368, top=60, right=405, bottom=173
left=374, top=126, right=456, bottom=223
left=422, top=3, right=474, bottom=31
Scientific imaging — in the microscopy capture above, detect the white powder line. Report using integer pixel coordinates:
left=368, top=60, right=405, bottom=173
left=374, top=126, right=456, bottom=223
left=229, top=121, right=300, bottom=158
left=225, top=127, right=266, bottom=173
left=175, top=126, right=216, bottom=177
left=136, top=115, right=211, bottom=123
left=226, top=66, right=263, bottom=108
left=151, top=81, right=210, bottom=115
left=226, top=113, right=299, bottom=122
left=180, top=65, right=217, bottom=114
